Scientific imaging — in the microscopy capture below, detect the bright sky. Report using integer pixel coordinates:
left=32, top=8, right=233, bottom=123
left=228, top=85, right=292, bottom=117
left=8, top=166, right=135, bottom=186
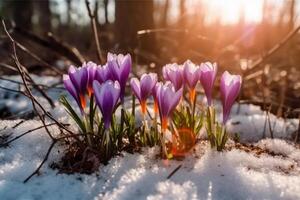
left=167, top=0, right=287, bottom=25
left=203, top=0, right=264, bottom=24
left=52, top=0, right=291, bottom=26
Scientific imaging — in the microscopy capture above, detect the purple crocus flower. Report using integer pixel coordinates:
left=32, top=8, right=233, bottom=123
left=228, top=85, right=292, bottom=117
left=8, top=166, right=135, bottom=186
left=83, top=62, right=97, bottom=97
left=130, top=73, right=157, bottom=115
left=199, top=62, right=217, bottom=106
left=67, top=65, right=88, bottom=109
left=63, top=74, right=82, bottom=110
left=220, top=71, right=242, bottom=123
left=95, top=64, right=113, bottom=84
left=156, top=82, right=183, bottom=131
left=183, top=60, right=200, bottom=102
left=152, top=82, right=163, bottom=115
left=107, top=53, right=132, bottom=103
left=162, top=63, right=184, bottom=91
left=93, top=80, right=120, bottom=129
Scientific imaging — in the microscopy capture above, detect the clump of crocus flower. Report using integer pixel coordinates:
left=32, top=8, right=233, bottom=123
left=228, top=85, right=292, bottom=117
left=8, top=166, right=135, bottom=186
left=61, top=53, right=133, bottom=162
left=220, top=71, right=242, bottom=124
left=199, top=62, right=217, bottom=106
left=162, top=63, right=184, bottom=91
left=63, top=65, right=88, bottom=111
left=61, top=52, right=242, bottom=164
left=130, top=73, right=158, bottom=145
left=130, top=73, right=157, bottom=116
left=107, top=53, right=131, bottom=104
left=93, top=80, right=120, bottom=129
left=156, top=81, right=183, bottom=157
left=183, top=60, right=200, bottom=103
left=203, top=69, right=242, bottom=151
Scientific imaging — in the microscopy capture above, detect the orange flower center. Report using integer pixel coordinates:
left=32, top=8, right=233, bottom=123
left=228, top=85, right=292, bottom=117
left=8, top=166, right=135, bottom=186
left=189, top=88, right=196, bottom=103
left=161, top=117, right=168, bottom=132
left=87, top=87, right=93, bottom=97
left=79, top=93, right=86, bottom=109
left=141, top=100, right=147, bottom=115
left=153, top=99, right=158, bottom=114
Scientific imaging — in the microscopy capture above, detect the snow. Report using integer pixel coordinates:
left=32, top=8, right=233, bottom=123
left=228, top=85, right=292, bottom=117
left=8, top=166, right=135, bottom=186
left=0, top=75, right=63, bottom=116
left=0, top=76, right=300, bottom=200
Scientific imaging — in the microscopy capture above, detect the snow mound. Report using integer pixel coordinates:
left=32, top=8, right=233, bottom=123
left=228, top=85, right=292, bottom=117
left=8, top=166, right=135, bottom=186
left=0, top=75, right=299, bottom=199
left=1, top=118, right=300, bottom=199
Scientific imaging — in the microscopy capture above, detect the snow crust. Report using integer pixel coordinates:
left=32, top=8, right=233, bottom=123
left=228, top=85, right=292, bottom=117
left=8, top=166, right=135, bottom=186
left=0, top=76, right=300, bottom=200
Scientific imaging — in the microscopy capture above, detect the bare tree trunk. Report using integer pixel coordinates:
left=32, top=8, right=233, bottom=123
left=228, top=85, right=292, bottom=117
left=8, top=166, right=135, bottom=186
left=115, top=0, right=155, bottom=53
left=161, top=0, right=169, bottom=27
left=36, top=0, right=52, bottom=32
left=289, top=0, right=295, bottom=30
left=12, top=0, right=33, bottom=30
left=66, top=0, right=72, bottom=25
left=179, top=0, right=186, bottom=27
left=104, top=0, right=109, bottom=24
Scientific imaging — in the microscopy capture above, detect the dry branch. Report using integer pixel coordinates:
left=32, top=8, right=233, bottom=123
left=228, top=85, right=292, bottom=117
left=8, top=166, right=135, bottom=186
left=85, top=0, right=104, bottom=64
left=244, top=25, right=300, bottom=79
left=0, top=122, right=60, bottom=147
left=14, top=26, right=85, bottom=66
left=14, top=39, right=63, bottom=75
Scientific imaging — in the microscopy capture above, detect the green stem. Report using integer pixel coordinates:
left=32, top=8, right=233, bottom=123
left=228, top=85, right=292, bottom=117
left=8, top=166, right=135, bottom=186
left=84, top=114, right=93, bottom=147
left=132, top=95, right=135, bottom=117
left=89, top=94, right=94, bottom=133
left=192, top=92, right=196, bottom=132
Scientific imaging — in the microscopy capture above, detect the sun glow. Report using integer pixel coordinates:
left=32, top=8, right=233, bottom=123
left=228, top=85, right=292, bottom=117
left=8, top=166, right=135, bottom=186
left=202, top=0, right=263, bottom=25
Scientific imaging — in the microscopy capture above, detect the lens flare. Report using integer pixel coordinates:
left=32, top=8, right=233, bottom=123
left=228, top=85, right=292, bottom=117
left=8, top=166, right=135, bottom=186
left=171, top=128, right=196, bottom=157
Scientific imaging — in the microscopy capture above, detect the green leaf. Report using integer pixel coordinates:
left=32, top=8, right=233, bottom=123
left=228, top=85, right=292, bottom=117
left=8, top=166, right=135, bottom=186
left=59, top=95, right=86, bottom=133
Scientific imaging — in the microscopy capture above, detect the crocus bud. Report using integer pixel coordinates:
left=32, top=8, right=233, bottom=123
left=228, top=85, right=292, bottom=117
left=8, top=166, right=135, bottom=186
left=183, top=60, right=200, bottom=103
left=130, top=73, right=157, bottom=115
left=93, top=80, right=120, bottom=129
left=162, top=63, right=184, bottom=91
left=63, top=74, right=82, bottom=111
left=68, top=65, right=88, bottom=109
left=199, top=62, right=217, bottom=106
left=220, top=71, right=242, bottom=123
left=83, top=62, right=97, bottom=97
left=156, top=82, right=183, bottom=131
left=95, top=64, right=113, bottom=84
left=107, top=53, right=132, bottom=103
left=152, top=82, right=162, bottom=115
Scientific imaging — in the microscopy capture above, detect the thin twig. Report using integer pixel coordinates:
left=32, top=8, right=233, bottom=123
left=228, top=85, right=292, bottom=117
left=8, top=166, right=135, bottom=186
left=167, top=164, right=182, bottom=179
left=23, top=140, right=57, bottom=183
left=14, top=39, right=63, bottom=75
left=3, top=22, right=75, bottom=138
left=0, top=122, right=63, bottom=147
left=22, top=68, right=55, bottom=108
left=266, top=105, right=274, bottom=139
left=85, top=0, right=104, bottom=64
left=0, top=76, right=64, bottom=90
left=0, top=62, right=18, bottom=72
left=245, top=25, right=300, bottom=79
left=294, top=113, right=300, bottom=143
left=12, top=120, right=25, bottom=129
left=3, top=20, right=55, bottom=140
left=0, top=85, right=29, bottom=97
left=13, top=26, right=85, bottom=65
left=23, top=133, right=96, bottom=183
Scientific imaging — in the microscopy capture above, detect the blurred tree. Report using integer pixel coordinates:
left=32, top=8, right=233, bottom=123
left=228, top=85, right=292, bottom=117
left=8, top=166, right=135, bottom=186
left=104, top=0, right=109, bottom=24
left=66, top=0, right=72, bottom=25
left=115, top=0, right=155, bottom=55
left=36, top=0, right=52, bottom=32
left=2, top=0, right=34, bottom=30
left=161, top=0, right=169, bottom=27
left=179, top=0, right=186, bottom=28
left=289, top=0, right=295, bottom=30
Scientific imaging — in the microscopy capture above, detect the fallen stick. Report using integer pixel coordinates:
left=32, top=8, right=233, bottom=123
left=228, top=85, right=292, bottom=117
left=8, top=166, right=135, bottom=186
left=244, top=25, right=300, bottom=79
left=167, top=164, right=182, bottom=179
